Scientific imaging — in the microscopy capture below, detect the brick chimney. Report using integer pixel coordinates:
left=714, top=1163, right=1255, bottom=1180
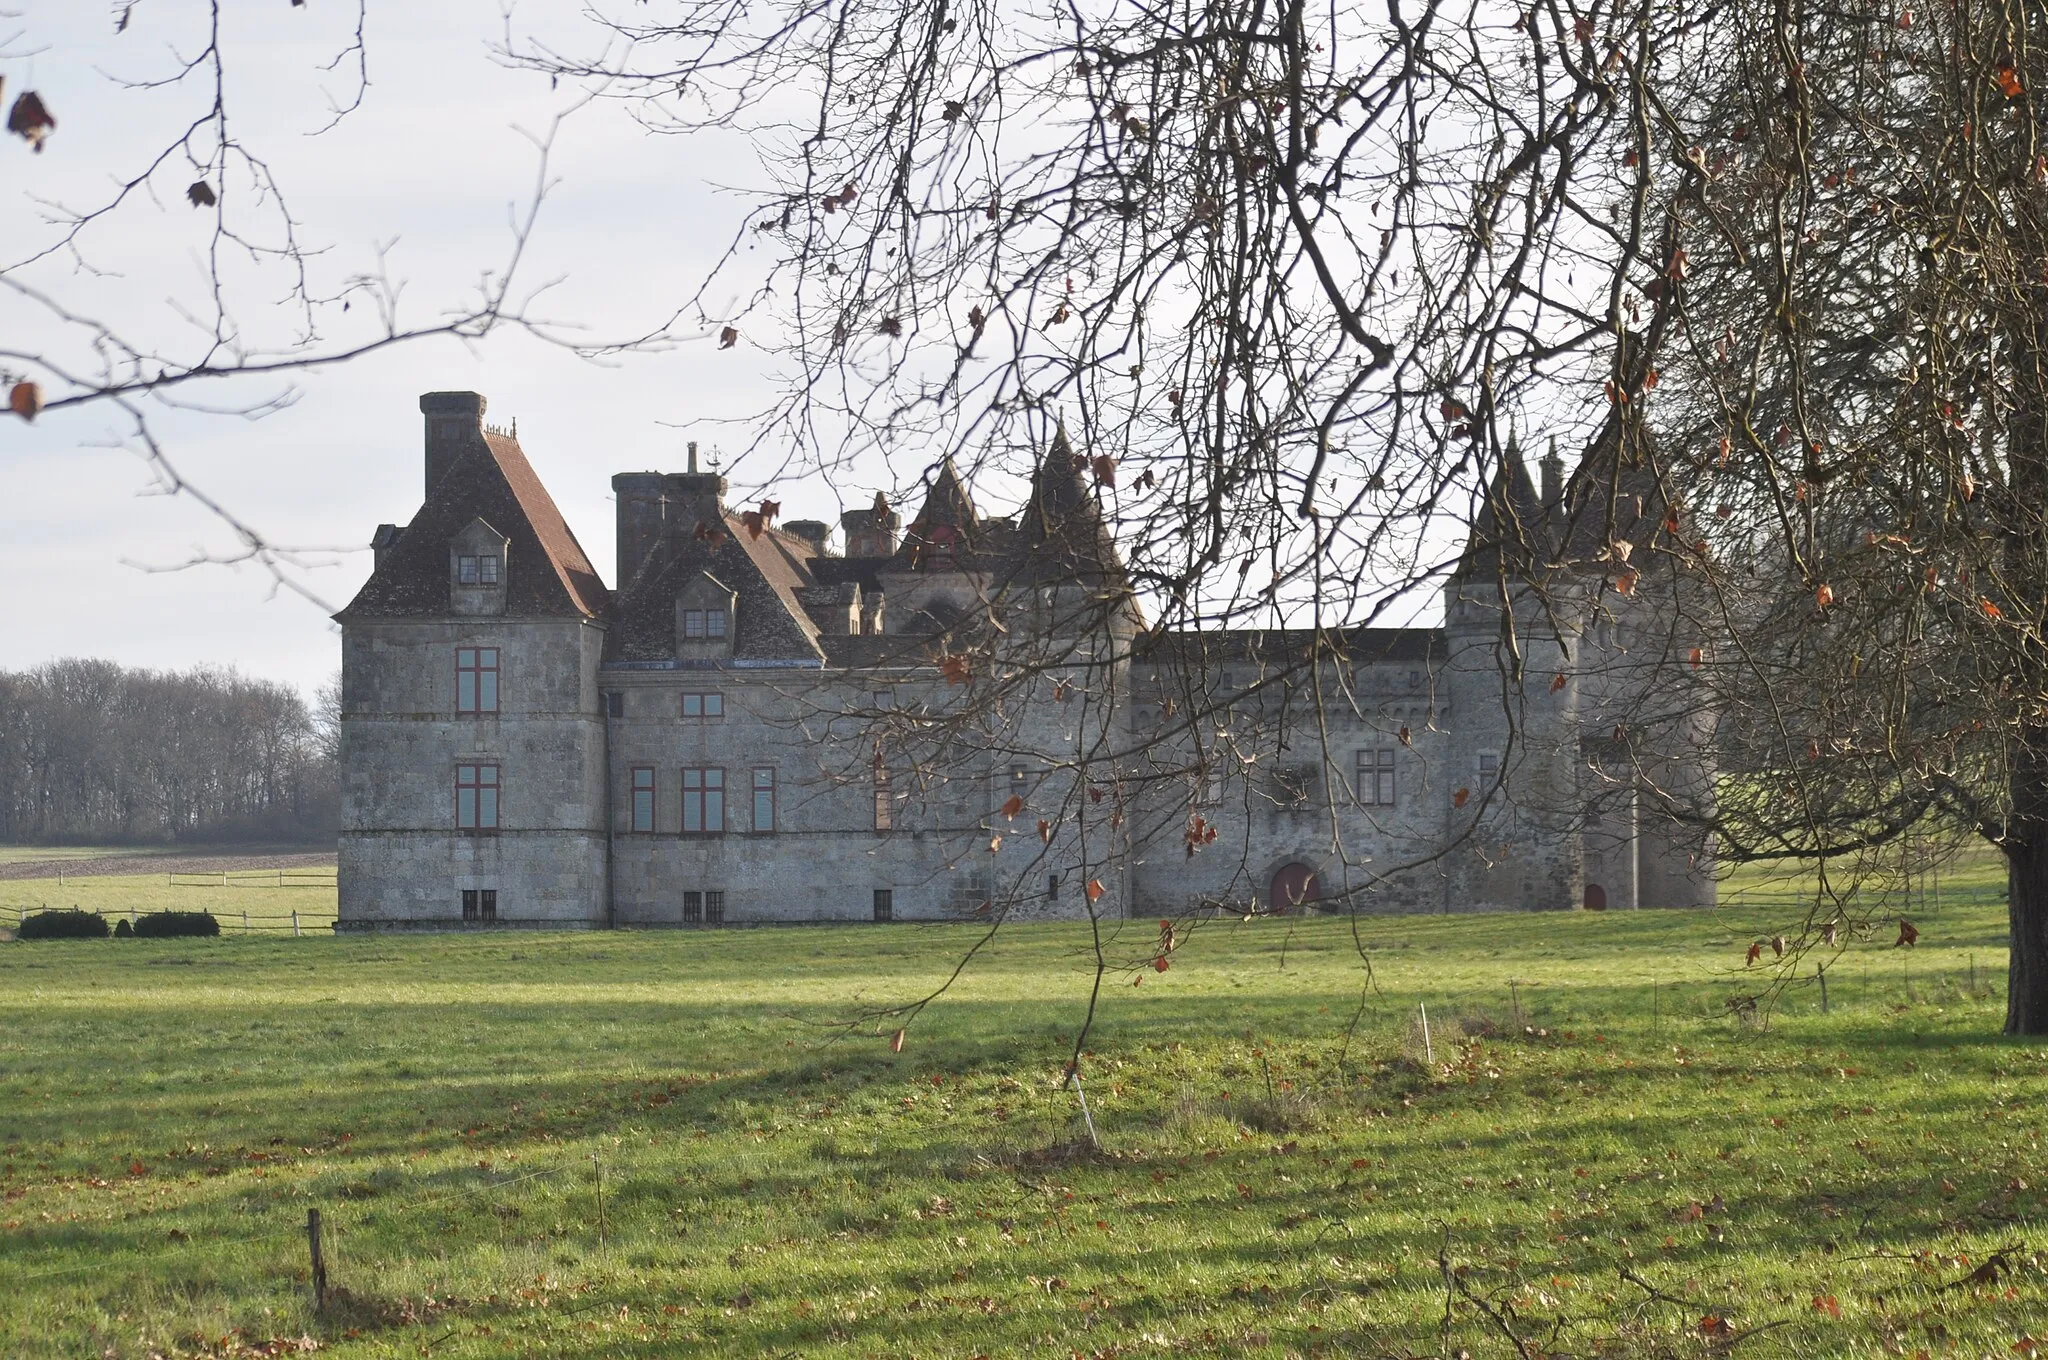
left=420, top=391, right=487, bottom=496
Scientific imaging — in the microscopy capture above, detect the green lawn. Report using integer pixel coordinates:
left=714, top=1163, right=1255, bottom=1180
left=0, top=845, right=150, bottom=866
left=1, top=874, right=336, bottom=935
left=1, top=860, right=2041, bottom=1359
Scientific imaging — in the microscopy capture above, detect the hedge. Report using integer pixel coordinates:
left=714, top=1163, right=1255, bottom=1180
left=133, top=911, right=221, bottom=939
left=19, top=909, right=111, bottom=940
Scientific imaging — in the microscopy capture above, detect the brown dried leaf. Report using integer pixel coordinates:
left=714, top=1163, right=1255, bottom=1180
left=9, top=381, right=43, bottom=422
left=8, top=90, right=54, bottom=151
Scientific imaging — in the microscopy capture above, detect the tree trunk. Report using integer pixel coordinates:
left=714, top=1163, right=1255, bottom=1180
left=2006, top=830, right=2048, bottom=1034
left=2007, top=726, right=2048, bottom=1033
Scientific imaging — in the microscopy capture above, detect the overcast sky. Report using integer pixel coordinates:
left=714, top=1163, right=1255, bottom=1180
left=0, top=1, right=823, bottom=695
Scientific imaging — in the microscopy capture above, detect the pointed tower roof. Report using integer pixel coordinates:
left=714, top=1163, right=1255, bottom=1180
left=1555, top=412, right=1675, bottom=569
left=1452, top=439, right=1548, bottom=583
left=1018, top=421, right=1125, bottom=585
left=891, top=459, right=980, bottom=569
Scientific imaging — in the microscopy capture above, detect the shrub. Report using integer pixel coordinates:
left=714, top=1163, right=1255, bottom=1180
left=113, top=918, right=134, bottom=937
left=19, top=909, right=110, bottom=940
left=133, top=911, right=221, bottom=939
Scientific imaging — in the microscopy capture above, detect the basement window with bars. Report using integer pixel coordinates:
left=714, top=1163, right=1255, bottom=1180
left=460, top=888, right=497, bottom=922
left=873, top=889, right=893, bottom=922
left=682, top=890, right=725, bottom=925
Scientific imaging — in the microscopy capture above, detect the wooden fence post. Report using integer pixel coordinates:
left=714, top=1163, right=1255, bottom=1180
left=292, top=910, right=301, bottom=938
left=306, top=1208, right=328, bottom=1313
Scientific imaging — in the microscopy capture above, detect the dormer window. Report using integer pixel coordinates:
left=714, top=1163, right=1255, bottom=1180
left=449, top=518, right=510, bottom=617
left=681, top=607, right=728, bottom=640
left=676, top=571, right=738, bottom=657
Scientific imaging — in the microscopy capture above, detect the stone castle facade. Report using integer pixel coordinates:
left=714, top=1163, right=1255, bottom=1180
left=335, top=391, right=1715, bottom=929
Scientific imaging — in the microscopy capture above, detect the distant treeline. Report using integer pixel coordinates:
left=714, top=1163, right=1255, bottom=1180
left=0, top=659, right=337, bottom=845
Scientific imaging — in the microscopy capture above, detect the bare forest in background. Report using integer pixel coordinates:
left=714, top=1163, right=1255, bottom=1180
left=0, top=660, right=337, bottom=846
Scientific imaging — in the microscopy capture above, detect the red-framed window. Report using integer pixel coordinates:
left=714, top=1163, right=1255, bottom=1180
left=456, top=647, right=499, bottom=714
left=630, top=766, right=656, bottom=833
left=456, top=763, right=500, bottom=829
left=751, top=767, right=776, bottom=833
left=682, top=768, right=725, bottom=833
left=680, top=692, right=725, bottom=719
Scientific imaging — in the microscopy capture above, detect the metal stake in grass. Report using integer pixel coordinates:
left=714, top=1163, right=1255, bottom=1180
left=1062, top=1063, right=1101, bottom=1149
left=592, top=1153, right=606, bottom=1249
left=1418, top=1002, right=1433, bottom=1066
left=306, top=1208, right=328, bottom=1314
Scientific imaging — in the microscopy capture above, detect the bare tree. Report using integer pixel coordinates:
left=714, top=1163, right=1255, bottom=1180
left=506, top=0, right=2048, bottom=1034
left=1, top=2, right=586, bottom=607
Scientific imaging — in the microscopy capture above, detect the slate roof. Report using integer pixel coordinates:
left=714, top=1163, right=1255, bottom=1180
left=1450, top=418, right=1686, bottom=584
left=607, top=514, right=828, bottom=663
left=338, top=430, right=608, bottom=622
left=1553, top=414, right=1678, bottom=569
left=1015, top=424, right=1126, bottom=587
left=1451, top=436, right=1549, bottom=584
left=1141, top=627, right=1444, bottom=669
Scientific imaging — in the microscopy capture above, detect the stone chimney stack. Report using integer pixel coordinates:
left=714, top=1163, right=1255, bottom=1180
left=784, top=520, right=831, bottom=553
left=1540, top=436, right=1565, bottom=511
left=420, top=391, right=488, bottom=497
left=612, top=472, right=668, bottom=589
left=840, top=492, right=901, bottom=559
left=665, top=441, right=728, bottom=548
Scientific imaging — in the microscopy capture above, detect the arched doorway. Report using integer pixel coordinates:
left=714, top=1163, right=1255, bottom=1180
left=1269, top=862, right=1320, bottom=914
left=1584, top=882, right=1608, bottom=911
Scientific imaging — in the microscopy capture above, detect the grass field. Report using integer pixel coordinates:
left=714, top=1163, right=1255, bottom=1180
left=1, top=856, right=2042, bottom=1359
left=1, top=874, right=337, bottom=935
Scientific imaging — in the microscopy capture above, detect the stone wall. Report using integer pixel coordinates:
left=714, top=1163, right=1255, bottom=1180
left=338, top=617, right=608, bottom=927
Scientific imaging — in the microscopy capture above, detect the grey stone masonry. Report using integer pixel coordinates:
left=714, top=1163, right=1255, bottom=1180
left=335, top=395, right=1716, bottom=929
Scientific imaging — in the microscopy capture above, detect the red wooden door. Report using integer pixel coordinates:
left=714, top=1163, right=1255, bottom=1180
left=1270, top=862, right=1320, bottom=913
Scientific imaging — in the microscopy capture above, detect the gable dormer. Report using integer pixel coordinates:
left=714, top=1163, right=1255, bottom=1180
left=450, top=517, right=510, bottom=617
left=676, top=570, right=737, bottom=659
